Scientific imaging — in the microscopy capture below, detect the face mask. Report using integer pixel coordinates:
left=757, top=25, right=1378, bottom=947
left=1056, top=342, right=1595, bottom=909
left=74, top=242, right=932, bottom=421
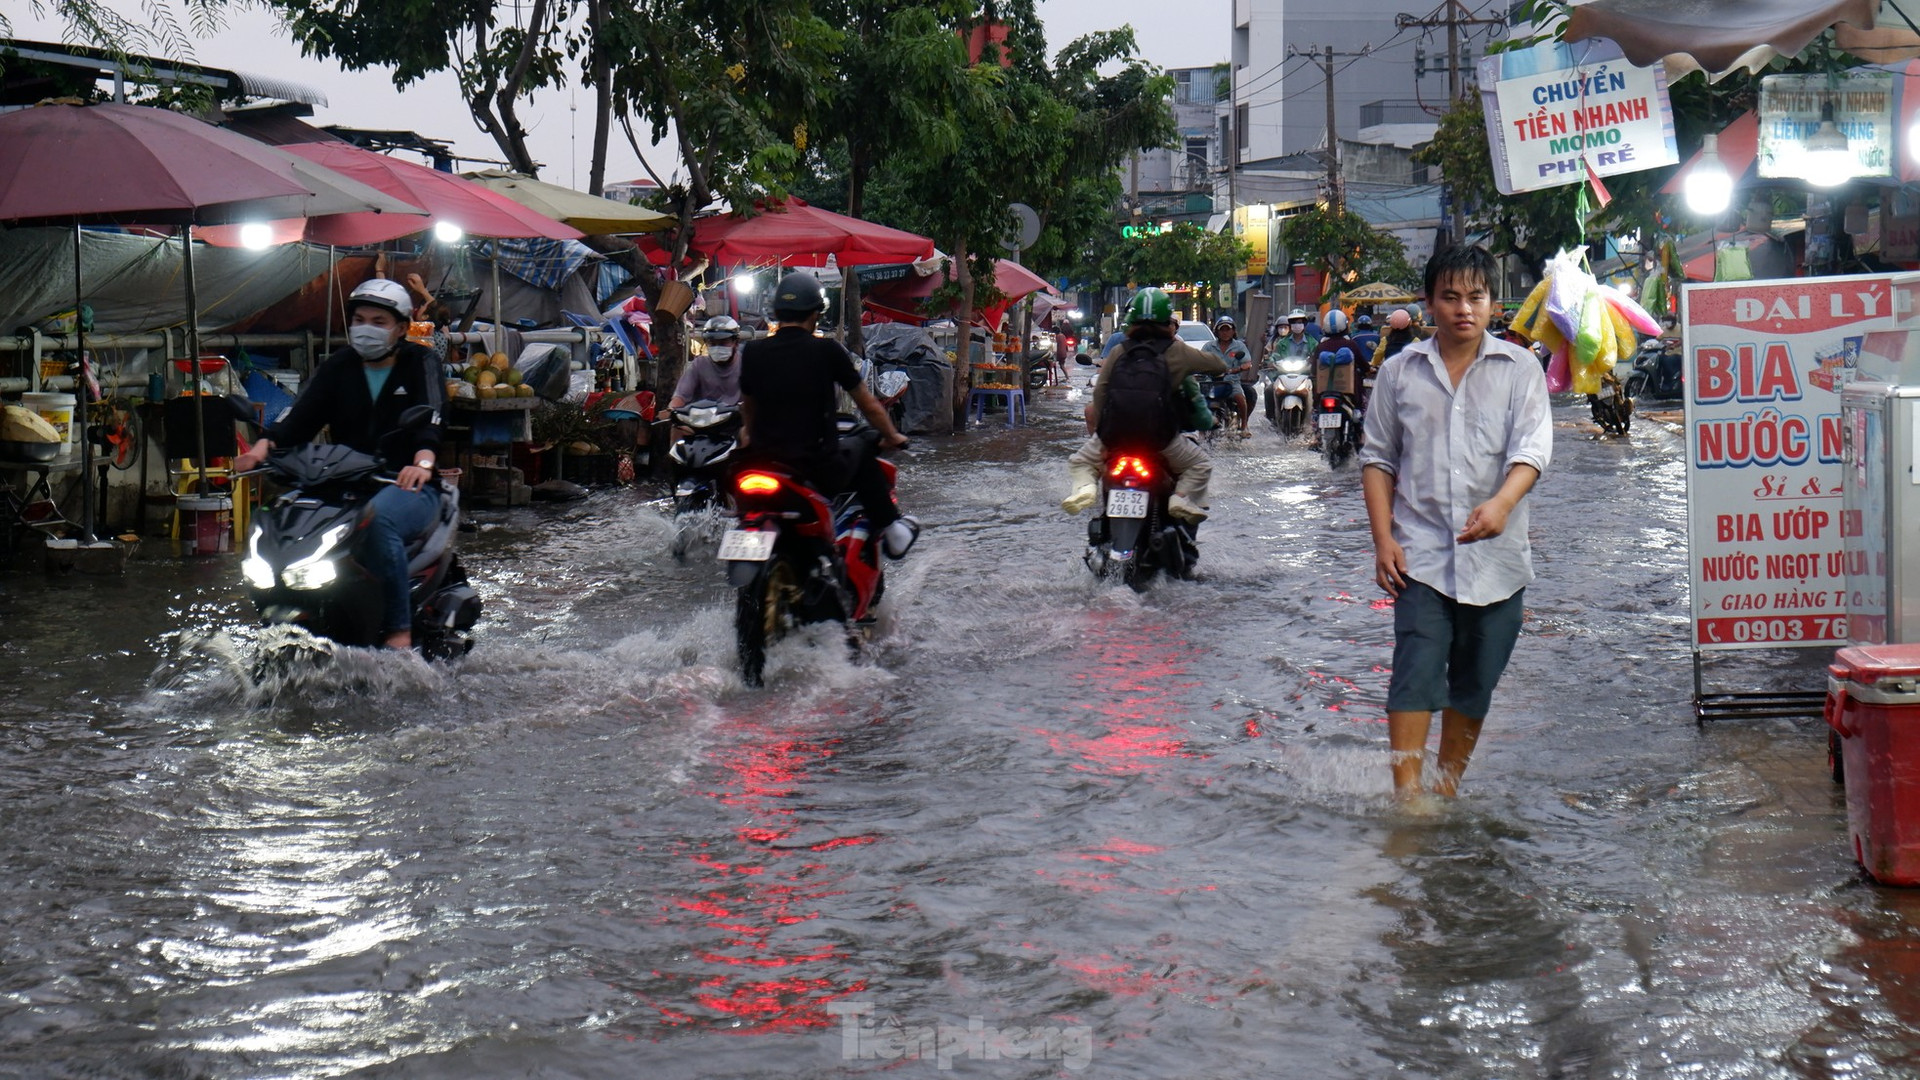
left=708, top=344, right=735, bottom=363
left=349, top=324, right=395, bottom=360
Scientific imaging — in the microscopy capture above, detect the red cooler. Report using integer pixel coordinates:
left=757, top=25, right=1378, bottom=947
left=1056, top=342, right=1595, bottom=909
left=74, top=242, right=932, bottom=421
left=1828, top=645, right=1920, bottom=885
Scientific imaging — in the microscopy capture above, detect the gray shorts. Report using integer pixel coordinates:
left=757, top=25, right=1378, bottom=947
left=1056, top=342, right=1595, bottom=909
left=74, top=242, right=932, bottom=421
left=1385, top=579, right=1525, bottom=720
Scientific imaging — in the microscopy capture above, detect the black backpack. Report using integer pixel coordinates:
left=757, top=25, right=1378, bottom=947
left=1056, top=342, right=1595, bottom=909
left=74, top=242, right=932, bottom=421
left=1097, top=337, right=1177, bottom=447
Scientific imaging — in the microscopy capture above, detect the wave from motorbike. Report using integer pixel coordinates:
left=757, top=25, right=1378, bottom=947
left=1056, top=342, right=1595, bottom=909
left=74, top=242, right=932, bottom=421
left=239, top=406, right=479, bottom=665
left=718, top=419, right=900, bottom=687
left=1083, top=444, right=1196, bottom=590
left=666, top=398, right=742, bottom=560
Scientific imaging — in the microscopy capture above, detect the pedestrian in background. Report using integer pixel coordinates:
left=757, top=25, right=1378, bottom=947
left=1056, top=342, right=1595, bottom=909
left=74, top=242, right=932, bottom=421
left=1359, top=244, right=1552, bottom=800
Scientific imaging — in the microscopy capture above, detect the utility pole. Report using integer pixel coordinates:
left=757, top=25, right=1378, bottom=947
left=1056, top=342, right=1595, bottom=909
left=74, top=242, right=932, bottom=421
left=1286, top=42, right=1371, bottom=214
left=1397, top=1, right=1505, bottom=243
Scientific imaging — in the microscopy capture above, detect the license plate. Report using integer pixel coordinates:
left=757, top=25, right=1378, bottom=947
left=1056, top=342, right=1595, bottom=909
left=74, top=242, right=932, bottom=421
left=1318, top=412, right=1343, bottom=429
left=1106, top=489, right=1149, bottom=519
left=1363, top=378, right=1376, bottom=388
left=1596, top=386, right=1615, bottom=401
left=718, top=529, right=776, bottom=561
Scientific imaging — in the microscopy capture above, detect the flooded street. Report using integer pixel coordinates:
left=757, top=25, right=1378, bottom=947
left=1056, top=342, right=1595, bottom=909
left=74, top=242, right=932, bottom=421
left=0, top=386, right=1905, bottom=1079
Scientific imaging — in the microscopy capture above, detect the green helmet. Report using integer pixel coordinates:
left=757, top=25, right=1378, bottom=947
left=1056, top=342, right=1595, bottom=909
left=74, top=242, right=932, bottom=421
left=1125, top=287, right=1173, bottom=326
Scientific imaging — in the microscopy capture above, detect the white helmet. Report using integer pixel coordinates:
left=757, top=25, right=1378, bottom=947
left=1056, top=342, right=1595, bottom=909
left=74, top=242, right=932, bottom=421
left=1322, top=309, right=1349, bottom=335
left=347, top=278, right=412, bottom=321
left=699, top=315, right=741, bottom=341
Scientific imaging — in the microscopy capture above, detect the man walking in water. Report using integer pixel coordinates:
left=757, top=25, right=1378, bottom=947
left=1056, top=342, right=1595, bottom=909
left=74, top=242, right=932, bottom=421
left=1359, top=245, right=1552, bottom=799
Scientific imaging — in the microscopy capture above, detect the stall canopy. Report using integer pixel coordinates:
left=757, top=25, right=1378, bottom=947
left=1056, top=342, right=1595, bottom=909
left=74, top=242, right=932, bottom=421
left=689, top=198, right=936, bottom=267
left=272, top=142, right=583, bottom=243
left=1340, top=281, right=1418, bottom=304
left=862, top=258, right=1057, bottom=329
left=1564, top=0, right=1881, bottom=80
left=463, top=170, right=675, bottom=235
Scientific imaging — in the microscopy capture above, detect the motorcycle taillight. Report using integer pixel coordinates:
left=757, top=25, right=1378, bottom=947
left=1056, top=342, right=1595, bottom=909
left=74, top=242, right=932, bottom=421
left=1109, top=455, right=1151, bottom=481
left=1321, top=396, right=1339, bottom=411
left=737, top=471, right=782, bottom=495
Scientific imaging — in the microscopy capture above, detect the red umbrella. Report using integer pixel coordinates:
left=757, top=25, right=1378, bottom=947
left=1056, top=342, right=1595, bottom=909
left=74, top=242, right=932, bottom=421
left=689, top=198, right=935, bottom=266
left=862, top=259, right=1057, bottom=327
left=275, top=142, right=583, bottom=242
left=0, top=102, right=315, bottom=225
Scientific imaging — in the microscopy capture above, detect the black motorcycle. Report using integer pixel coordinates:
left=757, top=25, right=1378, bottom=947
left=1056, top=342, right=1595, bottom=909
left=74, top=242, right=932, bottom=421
left=1316, top=391, right=1362, bottom=469
left=1084, top=444, right=1196, bottom=590
left=1624, top=336, right=1684, bottom=401
left=1588, top=369, right=1633, bottom=435
left=1196, top=374, right=1240, bottom=446
left=667, top=399, right=743, bottom=560
left=241, top=436, right=479, bottom=662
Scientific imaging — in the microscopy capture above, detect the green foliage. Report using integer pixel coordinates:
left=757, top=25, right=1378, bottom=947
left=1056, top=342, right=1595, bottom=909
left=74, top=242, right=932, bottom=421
left=1099, top=222, right=1250, bottom=294
left=1276, top=207, right=1416, bottom=299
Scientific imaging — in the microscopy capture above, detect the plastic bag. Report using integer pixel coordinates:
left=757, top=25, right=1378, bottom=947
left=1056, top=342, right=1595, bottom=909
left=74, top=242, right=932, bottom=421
left=1545, top=344, right=1572, bottom=393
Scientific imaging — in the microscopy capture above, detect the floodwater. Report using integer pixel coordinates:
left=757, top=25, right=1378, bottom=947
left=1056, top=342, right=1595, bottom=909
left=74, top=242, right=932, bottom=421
left=0, top=385, right=1902, bottom=1079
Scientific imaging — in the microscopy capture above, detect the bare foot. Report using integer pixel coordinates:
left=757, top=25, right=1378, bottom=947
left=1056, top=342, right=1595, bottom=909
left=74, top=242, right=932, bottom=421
left=382, top=629, right=412, bottom=650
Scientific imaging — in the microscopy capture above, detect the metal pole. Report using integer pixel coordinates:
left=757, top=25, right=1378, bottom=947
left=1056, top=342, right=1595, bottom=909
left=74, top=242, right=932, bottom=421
left=184, top=227, right=208, bottom=496
left=322, top=244, right=336, bottom=359
left=74, top=226, right=96, bottom=541
left=1325, top=45, right=1342, bottom=214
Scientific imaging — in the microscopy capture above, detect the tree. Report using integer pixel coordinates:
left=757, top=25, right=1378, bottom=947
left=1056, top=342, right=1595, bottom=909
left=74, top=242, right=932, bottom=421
left=1099, top=223, right=1251, bottom=313
left=1276, top=207, right=1417, bottom=299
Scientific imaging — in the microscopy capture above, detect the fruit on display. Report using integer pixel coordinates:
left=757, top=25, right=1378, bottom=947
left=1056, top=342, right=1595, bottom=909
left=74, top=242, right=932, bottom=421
left=1, top=405, right=59, bottom=443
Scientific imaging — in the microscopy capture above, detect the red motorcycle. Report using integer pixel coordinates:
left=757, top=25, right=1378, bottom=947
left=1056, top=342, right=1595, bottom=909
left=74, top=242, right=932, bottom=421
left=720, top=424, right=896, bottom=686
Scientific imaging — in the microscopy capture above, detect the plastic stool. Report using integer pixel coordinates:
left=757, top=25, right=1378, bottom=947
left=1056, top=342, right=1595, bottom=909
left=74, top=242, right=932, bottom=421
left=967, top=386, right=1026, bottom=428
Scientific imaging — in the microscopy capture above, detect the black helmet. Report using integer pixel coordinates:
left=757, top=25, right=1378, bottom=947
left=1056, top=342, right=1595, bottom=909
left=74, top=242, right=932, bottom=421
left=771, top=271, right=827, bottom=319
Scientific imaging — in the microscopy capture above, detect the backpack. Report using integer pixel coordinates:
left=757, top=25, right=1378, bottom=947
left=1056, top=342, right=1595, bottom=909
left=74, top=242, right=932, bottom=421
left=1097, top=337, right=1178, bottom=447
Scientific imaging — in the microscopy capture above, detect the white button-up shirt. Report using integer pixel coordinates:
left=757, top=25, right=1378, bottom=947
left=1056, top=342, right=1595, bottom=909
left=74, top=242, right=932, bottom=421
left=1358, top=332, right=1552, bottom=605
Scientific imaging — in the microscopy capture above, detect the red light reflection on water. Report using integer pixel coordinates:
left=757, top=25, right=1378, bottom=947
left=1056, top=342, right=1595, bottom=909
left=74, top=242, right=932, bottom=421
left=1042, top=619, right=1207, bottom=775
left=634, top=722, right=876, bottom=1033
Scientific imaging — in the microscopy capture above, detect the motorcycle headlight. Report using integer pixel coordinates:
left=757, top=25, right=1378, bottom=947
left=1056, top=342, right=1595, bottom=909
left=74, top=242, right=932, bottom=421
left=282, top=522, right=351, bottom=590
left=1279, top=358, right=1309, bottom=374
left=242, top=525, right=275, bottom=589
left=283, top=561, right=339, bottom=590
left=668, top=442, right=688, bottom=464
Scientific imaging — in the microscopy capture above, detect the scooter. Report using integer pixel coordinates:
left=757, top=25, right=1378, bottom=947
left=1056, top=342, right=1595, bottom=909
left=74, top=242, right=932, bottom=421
left=1316, top=390, right=1362, bottom=469
left=1084, top=443, right=1196, bottom=591
left=241, top=408, right=480, bottom=662
left=1267, top=355, right=1313, bottom=437
left=719, top=419, right=900, bottom=687
left=1588, top=342, right=1637, bottom=435
left=1197, top=374, right=1240, bottom=446
left=1624, top=336, right=1684, bottom=401
left=666, top=399, right=742, bottom=560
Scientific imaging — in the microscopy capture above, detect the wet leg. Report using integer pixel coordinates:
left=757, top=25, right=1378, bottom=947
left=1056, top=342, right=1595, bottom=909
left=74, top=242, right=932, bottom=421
left=1431, top=708, right=1484, bottom=797
left=1387, top=709, right=1434, bottom=795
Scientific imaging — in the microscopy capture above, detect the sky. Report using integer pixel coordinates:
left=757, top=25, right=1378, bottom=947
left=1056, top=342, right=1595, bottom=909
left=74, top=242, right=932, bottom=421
left=12, top=0, right=1228, bottom=191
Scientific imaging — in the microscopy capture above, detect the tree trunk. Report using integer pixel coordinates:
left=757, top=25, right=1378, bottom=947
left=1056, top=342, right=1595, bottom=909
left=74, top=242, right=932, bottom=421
left=586, top=0, right=612, bottom=196
left=840, top=149, right=870, bottom=352
left=951, top=238, right=975, bottom=427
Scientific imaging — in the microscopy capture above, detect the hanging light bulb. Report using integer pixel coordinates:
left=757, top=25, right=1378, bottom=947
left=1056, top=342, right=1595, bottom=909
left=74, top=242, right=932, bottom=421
left=1685, top=133, right=1734, bottom=216
left=1801, top=102, right=1856, bottom=188
left=433, top=220, right=465, bottom=243
left=733, top=272, right=758, bottom=294
left=238, top=223, right=274, bottom=251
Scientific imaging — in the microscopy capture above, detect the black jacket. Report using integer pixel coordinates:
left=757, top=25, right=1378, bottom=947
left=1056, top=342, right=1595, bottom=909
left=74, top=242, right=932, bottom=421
left=269, top=342, right=445, bottom=467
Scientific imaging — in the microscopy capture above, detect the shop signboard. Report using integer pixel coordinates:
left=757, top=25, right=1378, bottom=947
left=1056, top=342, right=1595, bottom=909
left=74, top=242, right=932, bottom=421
left=1478, top=38, right=1677, bottom=195
left=1233, top=204, right=1270, bottom=276
left=1683, top=274, right=1906, bottom=650
left=1756, top=72, right=1894, bottom=181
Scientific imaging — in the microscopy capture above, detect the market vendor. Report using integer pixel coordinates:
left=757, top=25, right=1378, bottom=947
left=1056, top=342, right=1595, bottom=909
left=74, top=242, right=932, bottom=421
left=232, top=278, right=446, bottom=651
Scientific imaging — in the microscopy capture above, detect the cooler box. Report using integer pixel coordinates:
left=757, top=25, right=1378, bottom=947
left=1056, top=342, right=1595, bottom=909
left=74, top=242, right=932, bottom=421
left=1827, top=644, right=1920, bottom=884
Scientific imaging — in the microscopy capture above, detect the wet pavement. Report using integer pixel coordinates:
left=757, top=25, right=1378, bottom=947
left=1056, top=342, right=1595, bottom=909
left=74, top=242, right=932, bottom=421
left=0, top=384, right=1903, bottom=1079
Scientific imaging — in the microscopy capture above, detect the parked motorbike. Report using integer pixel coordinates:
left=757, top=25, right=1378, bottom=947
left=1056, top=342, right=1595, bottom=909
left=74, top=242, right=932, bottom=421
left=667, top=398, right=742, bottom=560
left=720, top=419, right=898, bottom=687
left=241, top=431, right=479, bottom=663
left=1084, top=444, right=1197, bottom=591
left=1266, top=355, right=1313, bottom=437
left=1624, top=336, right=1684, bottom=401
left=1316, top=390, right=1362, bottom=469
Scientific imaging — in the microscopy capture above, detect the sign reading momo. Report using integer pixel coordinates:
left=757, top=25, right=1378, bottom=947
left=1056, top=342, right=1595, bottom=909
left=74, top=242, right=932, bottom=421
left=1479, top=39, right=1678, bottom=195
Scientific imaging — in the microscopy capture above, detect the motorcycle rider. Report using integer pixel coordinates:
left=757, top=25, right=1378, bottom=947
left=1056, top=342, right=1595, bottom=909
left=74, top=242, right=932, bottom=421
left=1315, top=309, right=1363, bottom=398
left=1350, top=313, right=1381, bottom=359
left=1371, top=307, right=1421, bottom=370
left=231, top=278, right=446, bottom=651
left=1202, top=315, right=1254, bottom=438
left=669, top=315, right=744, bottom=413
left=738, top=271, right=920, bottom=559
left=1062, top=287, right=1227, bottom=524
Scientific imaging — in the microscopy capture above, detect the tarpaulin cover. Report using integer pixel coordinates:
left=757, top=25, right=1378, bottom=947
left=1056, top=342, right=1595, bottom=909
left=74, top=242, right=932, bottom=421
left=689, top=198, right=935, bottom=267
left=0, top=226, right=338, bottom=335
left=860, top=323, right=954, bottom=435
left=1565, top=0, right=1879, bottom=80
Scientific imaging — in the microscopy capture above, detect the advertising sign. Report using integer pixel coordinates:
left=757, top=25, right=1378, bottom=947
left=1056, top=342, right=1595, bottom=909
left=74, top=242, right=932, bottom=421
left=1479, top=39, right=1677, bottom=195
left=1233, top=204, right=1270, bottom=276
left=1684, top=275, right=1900, bottom=650
left=1757, top=72, right=1894, bottom=182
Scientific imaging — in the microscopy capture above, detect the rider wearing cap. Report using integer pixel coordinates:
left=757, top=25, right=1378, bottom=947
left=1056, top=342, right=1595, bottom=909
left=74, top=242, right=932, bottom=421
left=232, top=278, right=446, bottom=650
left=738, top=271, right=920, bottom=559
left=1201, top=314, right=1254, bottom=438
